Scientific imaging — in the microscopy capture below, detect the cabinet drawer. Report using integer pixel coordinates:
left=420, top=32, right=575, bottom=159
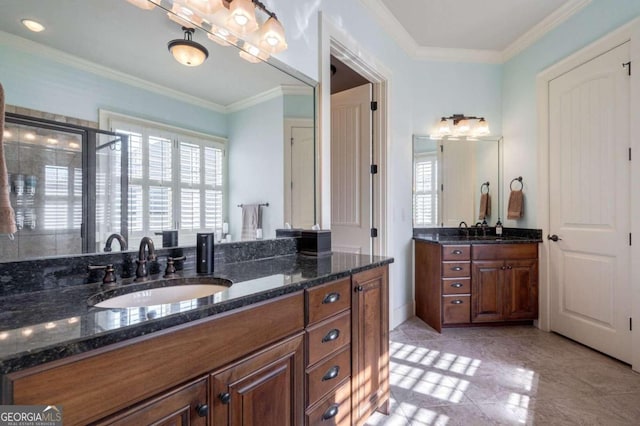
left=441, top=262, right=470, bottom=278
left=442, top=295, right=470, bottom=324
left=306, top=378, right=351, bottom=426
left=442, top=278, right=471, bottom=295
left=307, top=346, right=351, bottom=406
left=472, top=243, right=538, bottom=260
left=307, top=311, right=351, bottom=366
left=306, top=278, right=351, bottom=325
left=442, top=245, right=470, bottom=261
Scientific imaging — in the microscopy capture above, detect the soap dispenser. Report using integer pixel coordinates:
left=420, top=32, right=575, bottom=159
left=495, top=218, right=503, bottom=236
left=196, top=233, right=215, bottom=274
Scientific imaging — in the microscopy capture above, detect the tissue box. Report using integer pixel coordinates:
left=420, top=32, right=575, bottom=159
left=299, top=230, right=332, bottom=257
left=275, top=228, right=302, bottom=238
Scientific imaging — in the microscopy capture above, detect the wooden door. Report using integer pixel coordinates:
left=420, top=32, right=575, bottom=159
left=211, top=334, right=304, bottom=426
left=503, top=259, right=538, bottom=320
left=471, top=260, right=504, bottom=322
left=96, top=377, right=209, bottom=426
left=549, top=41, right=631, bottom=362
left=331, top=83, right=372, bottom=254
left=351, top=266, right=389, bottom=426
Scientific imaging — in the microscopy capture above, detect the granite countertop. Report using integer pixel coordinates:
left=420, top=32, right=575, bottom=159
left=0, top=252, right=393, bottom=375
left=412, top=227, right=543, bottom=245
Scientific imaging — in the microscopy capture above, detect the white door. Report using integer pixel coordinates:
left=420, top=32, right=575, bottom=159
left=441, top=140, right=475, bottom=227
left=331, top=83, right=372, bottom=254
left=548, top=42, right=631, bottom=362
left=284, top=120, right=315, bottom=229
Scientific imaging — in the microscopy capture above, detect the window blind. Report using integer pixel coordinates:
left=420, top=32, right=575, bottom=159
left=414, top=154, right=439, bottom=227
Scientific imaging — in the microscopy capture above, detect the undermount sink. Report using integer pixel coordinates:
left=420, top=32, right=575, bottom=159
left=87, top=276, right=232, bottom=308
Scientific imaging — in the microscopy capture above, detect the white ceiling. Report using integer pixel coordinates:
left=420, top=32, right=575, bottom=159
left=366, top=0, right=591, bottom=62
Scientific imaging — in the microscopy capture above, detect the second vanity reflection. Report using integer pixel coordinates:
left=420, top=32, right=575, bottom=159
left=413, top=135, right=503, bottom=228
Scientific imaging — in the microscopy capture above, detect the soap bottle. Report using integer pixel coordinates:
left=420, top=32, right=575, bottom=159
left=495, top=218, right=503, bottom=236
left=196, top=233, right=215, bottom=274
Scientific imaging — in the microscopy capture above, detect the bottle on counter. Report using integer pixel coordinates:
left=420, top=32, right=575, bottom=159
left=495, top=218, right=503, bottom=236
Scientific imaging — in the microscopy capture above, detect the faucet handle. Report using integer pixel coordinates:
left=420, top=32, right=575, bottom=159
left=164, top=256, right=186, bottom=278
left=88, top=264, right=117, bottom=285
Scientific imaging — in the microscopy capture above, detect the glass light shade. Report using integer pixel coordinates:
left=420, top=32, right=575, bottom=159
left=437, top=117, right=451, bottom=136
left=239, top=43, right=270, bottom=63
left=474, top=118, right=490, bottom=136
left=455, top=118, right=470, bottom=135
left=168, top=3, right=203, bottom=27
left=259, top=17, right=287, bottom=54
left=207, top=26, right=238, bottom=47
left=168, top=31, right=209, bottom=67
left=184, top=0, right=223, bottom=17
left=21, top=19, right=45, bottom=32
left=227, top=0, right=259, bottom=34
left=126, top=0, right=155, bottom=10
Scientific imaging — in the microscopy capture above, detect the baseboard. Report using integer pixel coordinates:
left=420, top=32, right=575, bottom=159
left=391, top=301, right=414, bottom=329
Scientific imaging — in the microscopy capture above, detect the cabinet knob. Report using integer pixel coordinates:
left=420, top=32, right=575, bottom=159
left=451, top=299, right=464, bottom=305
left=219, top=392, right=231, bottom=404
left=322, top=292, right=340, bottom=304
left=452, top=249, right=463, bottom=255
left=196, top=403, right=209, bottom=417
left=322, top=404, right=339, bottom=421
left=322, top=328, right=340, bottom=343
left=451, top=282, right=463, bottom=288
left=452, top=266, right=463, bottom=271
left=507, top=265, right=513, bottom=269
left=321, top=365, right=340, bottom=381
left=501, top=266, right=506, bottom=270
left=355, top=285, right=364, bottom=293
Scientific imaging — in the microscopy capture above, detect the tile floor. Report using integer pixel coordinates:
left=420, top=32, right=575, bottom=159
left=365, top=317, right=640, bottom=425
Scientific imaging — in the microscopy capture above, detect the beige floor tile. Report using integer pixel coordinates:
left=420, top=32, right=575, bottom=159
left=400, top=402, right=496, bottom=426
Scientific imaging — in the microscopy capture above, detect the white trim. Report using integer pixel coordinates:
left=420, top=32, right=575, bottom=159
left=225, top=86, right=283, bottom=113
left=536, top=16, right=640, bottom=372
left=392, top=301, right=415, bottom=330
left=283, top=118, right=315, bottom=227
left=502, top=0, right=592, bottom=61
left=0, top=30, right=226, bottom=113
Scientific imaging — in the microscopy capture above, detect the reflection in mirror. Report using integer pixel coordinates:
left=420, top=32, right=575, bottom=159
left=413, top=135, right=502, bottom=228
left=0, top=0, right=317, bottom=262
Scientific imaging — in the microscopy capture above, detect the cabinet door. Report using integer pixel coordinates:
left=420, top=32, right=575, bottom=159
left=211, top=334, right=304, bottom=426
left=503, top=259, right=538, bottom=320
left=351, top=265, right=389, bottom=426
left=95, top=377, right=209, bottom=426
left=471, top=260, right=504, bottom=322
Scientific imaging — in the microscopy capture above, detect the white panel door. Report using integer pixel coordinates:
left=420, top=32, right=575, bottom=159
left=284, top=121, right=315, bottom=229
left=441, top=140, right=475, bottom=227
left=331, top=84, right=372, bottom=254
left=549, top=42, right=631, bottom=362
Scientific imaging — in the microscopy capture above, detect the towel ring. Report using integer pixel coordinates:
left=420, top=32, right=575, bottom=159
left=480, top=182, right=490, bottom=194
left=510, top=176, right=523, bottom=191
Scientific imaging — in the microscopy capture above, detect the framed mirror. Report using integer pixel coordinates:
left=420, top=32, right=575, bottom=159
left=0, top=0, right=317, bottom=262
left=413, top=135, right=503, bottom=228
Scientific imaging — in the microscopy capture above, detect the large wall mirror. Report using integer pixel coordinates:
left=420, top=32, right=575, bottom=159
left=0, top=0, right=317, bottom=262
left=413, top=135, right=503, bottom=228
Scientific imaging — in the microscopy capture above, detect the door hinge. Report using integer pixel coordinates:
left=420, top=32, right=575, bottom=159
left=291, top=137, right=294, bottom=146
left=630, top=233, right=632, bottom=246
left=623, top=61, right=631, bottom=76
left=629, top=147, right=632, bottom=161
left=370, top=164, right=378, bottom=174
left=370, top=228, right=378, bottom=238
left=370, top=101, right=378, bottom=111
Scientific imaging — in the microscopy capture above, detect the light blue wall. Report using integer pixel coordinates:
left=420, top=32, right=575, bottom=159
left=0, top=43, right=228, bottom=136
left=502, top=0, right=640, bottom=227
left=284, top=94, right=314, bottom=119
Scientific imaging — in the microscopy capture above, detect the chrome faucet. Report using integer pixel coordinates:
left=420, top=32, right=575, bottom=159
left=104, top=233, right=128, bottom=252
left=135, top=237, right=157, bottom=281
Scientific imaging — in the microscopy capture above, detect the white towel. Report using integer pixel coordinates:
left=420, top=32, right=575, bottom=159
left=241, top=204, right=260, bottom=240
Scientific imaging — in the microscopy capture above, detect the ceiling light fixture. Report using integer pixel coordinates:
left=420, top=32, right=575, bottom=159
left=21, top=19, right=45, bottom=33
left=168, top=26, right=209, bottom=67
left=227, top=0, right=259, bottom=34
left=434, top=114, right=490, bottom=138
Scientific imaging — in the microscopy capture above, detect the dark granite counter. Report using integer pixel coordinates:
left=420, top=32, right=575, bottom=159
left=413, top=227, right=543, bottom=245
left=0, top=252, right=393, bottom=375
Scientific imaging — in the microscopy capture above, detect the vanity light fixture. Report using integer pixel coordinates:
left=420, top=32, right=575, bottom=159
left=125, top=0, right=157, bottom=10
left=227, top=0, right=259, bottom=34
left=168, top=26, right=209, bottom=66
left=435, top=114, right=490, bottom=138
left=21, top=19, right=45, bottom=33
left=3, top=130, right=12, bottom=139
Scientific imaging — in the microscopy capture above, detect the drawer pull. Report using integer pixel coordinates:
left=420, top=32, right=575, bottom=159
left=322, top=404, right=339, bottom=421
left=322, top=292, right=341, bottom=304
left=451, top=282, right=463, bottom=288
left=450, top=299, right=464, bottom=305
left=321, top=365, right=341, bottom=381
left=322, top=329, right=340, bottom=343
left=451, top=266, right=463, bottom=271
left=452, top=249, right=463, bottom=255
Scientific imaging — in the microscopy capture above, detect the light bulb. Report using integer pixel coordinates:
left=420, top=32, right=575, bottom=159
left=259, top=17, right=287, bottom=54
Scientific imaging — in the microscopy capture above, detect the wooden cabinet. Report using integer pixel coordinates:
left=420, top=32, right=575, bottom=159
left=95, top=377, right=209, bottom=426
left=211, top=333, right=304, bottom=426
left=415, top=241, right=538, bottom=331
left=471, top=244, right=538, bottom=323
left=352, top=265, right=389, bottom=426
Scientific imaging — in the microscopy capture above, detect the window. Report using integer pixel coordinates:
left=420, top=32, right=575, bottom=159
left=413, top=153, right=438, bottom=227
left=44, top=165, right=83, bottom=230
left=101, top=112, right=227, bottom=241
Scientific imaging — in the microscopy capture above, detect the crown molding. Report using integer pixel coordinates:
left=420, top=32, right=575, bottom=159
left=0, top=30, right=226, bottom=113
left=357, top=0, right=420, bottom=58
left=281, top=84, right=313, bottom=96
left=225, top=86, right=283, bottom=113
left=501, top=0, right=592, bottom=62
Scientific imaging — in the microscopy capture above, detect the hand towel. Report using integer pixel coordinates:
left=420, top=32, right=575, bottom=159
left=0, top=83, right=17, bottom=236
left=507, top=190, right=524, bottom=220
left=241, top=204, right=260, bottom=241
left=478, top=193, right=491, bottom=220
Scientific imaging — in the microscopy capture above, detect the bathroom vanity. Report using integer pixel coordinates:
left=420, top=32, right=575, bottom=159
left=414, top=229, right=542, bottom=332
left=0, top=245, right=392, bottom=426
